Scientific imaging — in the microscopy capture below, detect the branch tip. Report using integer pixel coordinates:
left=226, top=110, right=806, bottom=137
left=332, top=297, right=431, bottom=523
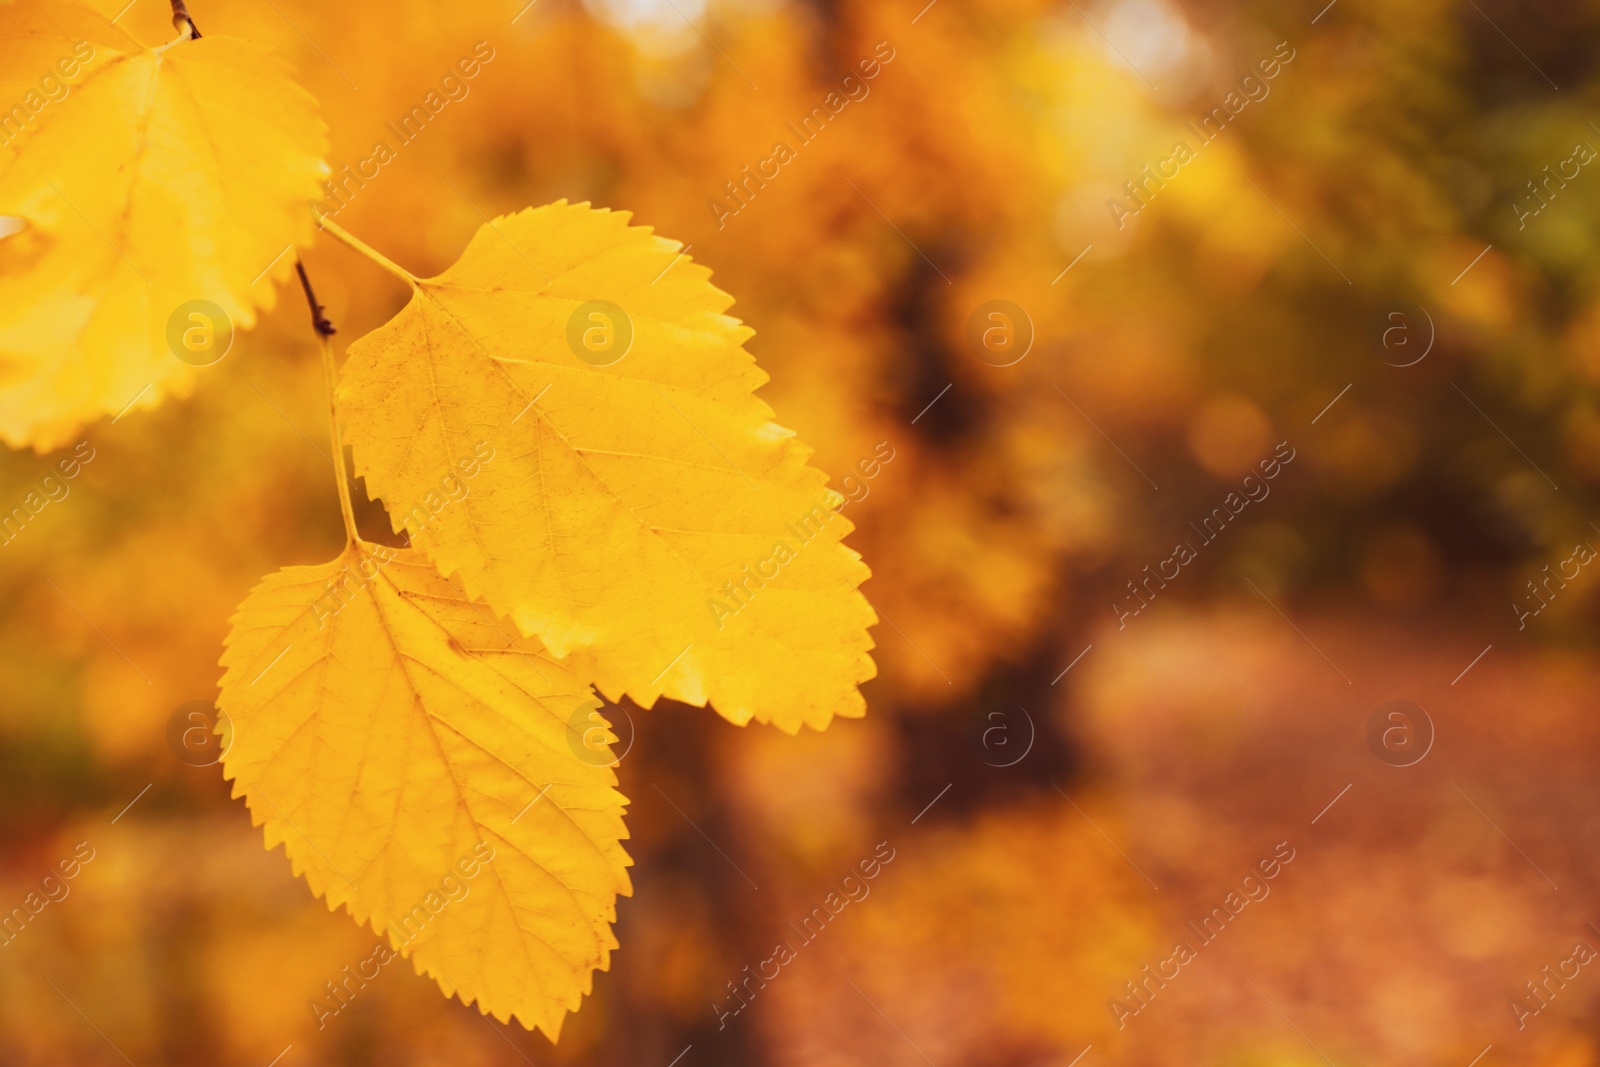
left=295, top=259, right=337, bottom=338
left=169, top=0, right=201, bottom=37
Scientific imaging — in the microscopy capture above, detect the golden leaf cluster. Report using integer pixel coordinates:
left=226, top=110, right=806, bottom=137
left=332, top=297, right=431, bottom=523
left=1, top=0, right=875, bottom=1038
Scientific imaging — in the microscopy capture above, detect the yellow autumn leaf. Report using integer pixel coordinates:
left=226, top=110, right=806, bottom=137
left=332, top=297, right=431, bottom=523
left=334, top=203, right=876, bottom=733
left=0, top=0, right=327, bottom=450
left=217, top=542, right=632, bottom=1039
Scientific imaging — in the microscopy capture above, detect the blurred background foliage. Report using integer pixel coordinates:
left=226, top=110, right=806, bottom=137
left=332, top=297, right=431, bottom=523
left=5, top=0, right=1600, bottom=1063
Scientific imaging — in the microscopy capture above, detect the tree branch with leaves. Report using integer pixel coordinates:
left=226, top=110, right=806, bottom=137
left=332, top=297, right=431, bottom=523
left=0, top=0, right=875, bottom=1039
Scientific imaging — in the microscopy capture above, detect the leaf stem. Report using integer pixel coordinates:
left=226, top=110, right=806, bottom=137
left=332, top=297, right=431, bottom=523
left=321, top=333, right=360, bottom=545
left=295, top=258, right=360, bottom=545
left=317, top=215, right=419, bottom=287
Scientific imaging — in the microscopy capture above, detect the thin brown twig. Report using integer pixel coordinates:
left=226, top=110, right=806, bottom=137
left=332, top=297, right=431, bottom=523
left=295, top=258, right=336, bottom=338
left=169, top=0, right=201, bottom=38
